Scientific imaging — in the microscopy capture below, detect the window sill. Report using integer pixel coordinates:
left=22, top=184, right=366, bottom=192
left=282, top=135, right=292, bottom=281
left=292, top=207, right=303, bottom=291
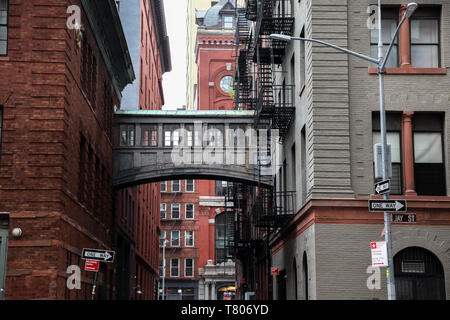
left=368, top=67, right=447, bottom=75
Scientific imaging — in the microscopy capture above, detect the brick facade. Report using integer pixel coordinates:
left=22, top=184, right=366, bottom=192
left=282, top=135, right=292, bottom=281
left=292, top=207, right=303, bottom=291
left=0, top=0, right=133, bottom=299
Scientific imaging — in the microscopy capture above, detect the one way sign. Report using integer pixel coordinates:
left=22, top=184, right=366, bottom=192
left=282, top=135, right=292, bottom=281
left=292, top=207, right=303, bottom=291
left=374, top=179, right=390, bottom=195
left=82, top=248, right=115, bottom=263
left=369, top=200, right=407, bottom=212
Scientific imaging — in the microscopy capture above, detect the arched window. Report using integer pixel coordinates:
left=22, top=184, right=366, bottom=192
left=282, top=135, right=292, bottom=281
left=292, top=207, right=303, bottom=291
left=394, top=246, right=445, bottom=300
left=302, top=252, right=308, bottom=300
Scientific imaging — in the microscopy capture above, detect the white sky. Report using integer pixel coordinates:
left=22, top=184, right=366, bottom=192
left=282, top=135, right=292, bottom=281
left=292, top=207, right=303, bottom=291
left=162, top=0, right=187, bottom=110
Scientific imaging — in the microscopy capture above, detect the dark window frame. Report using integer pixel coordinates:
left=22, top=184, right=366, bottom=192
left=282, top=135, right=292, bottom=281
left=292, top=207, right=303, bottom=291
left=0, top=0, right=8, bottom=56
left=370, top=7, right=399, bottom=68
left=409, top=6, right=441, bottom=68
left=412, top=113, right=446, bottom=196
left=372, top=112, right=404, bottom=195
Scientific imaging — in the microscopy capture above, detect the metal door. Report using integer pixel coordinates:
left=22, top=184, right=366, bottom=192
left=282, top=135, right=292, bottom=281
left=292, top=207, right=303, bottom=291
left=0, top=212, right=9, bottom=300
left=394, top=246, right=446, bottom=300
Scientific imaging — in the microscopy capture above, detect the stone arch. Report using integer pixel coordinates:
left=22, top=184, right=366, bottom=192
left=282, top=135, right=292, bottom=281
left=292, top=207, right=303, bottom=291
left=394, top=246, right=446, bottom=299
left=391, top=228, right=450, bottom=299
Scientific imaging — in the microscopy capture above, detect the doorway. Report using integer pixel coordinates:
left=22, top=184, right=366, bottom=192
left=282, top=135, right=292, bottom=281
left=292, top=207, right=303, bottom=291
left=394, top=246, right=446, bottom=300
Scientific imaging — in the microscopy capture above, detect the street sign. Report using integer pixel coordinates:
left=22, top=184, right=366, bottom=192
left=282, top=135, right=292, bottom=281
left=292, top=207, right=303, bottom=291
left=85, top=259, right=100, bottom=272
left=368, top=200, right=407, bottom=212
left=82, top=248, right=115, bottom=263
left=270, top=267, right=279, bottom=276
left=374, top=179, right=390, bottom=195
left=392, top=213, right=416, bottom=223
left=370, top=241, right=388, bottom=267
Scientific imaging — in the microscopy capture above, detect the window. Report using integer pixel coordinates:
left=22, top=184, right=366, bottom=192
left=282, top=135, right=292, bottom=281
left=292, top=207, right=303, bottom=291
left=206, top=124, right=224, bottom=147
left=185, top=179, right=194, bottom=192
left=185, top=259, right=194, bottom=277
left=413, top=113, right=445, bottom=196
left=160, top=230, right=166, bottom=246
left=185, top=230, right=194, bottom=247
left=164, top=124, right=180, bottom=147
left=224, top=16, right=233, bottom=29
left=185, top=124, right=194, bottom=147
left=120, top=125, right=135, bottom=146
left=141, top=125, right=158, bottom=146
left=171, top=230, right=180, bottom=247
left=185, top=204, right=194, bottom=219
left=160, top=203, right=167, bottom=219
left=172, top=180, right=181, bottom=192
left=299, top=27, right=306, bottom=88
left=171, top=203, right=180, bottom=219
left=0, top=0, right=8, bottom=56
left=370, top=8, right=398, bottom=68
left=170, top=258, right=179, bottom=277
left=410, top=7, right=440, bottom=68
left=161, top=181, right=167, bottom=192
left=214, top=211, right=234, bottom=263
left=215, top=180, right=228, bottom=196
left=372, top=113, right=403, bottom=195
left=291, top=143, right=296, bottom=191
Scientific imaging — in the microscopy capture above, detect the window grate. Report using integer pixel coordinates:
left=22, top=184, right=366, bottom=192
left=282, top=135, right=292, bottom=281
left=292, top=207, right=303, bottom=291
left=401, top=260, right=425, bottom=273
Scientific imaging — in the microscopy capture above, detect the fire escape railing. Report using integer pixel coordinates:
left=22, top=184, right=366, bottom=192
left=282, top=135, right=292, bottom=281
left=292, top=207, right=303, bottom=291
left=252, top=0, right=296, bottom=141
left=253, top=189, right=296, bottom=231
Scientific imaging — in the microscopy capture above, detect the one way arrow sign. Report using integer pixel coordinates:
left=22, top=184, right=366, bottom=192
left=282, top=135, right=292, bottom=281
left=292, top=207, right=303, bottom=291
left=369, top=200, right=407, bottom=212
left=82, top=248, right=115, bottom=263
left=374, top=179, right=390, bottom=195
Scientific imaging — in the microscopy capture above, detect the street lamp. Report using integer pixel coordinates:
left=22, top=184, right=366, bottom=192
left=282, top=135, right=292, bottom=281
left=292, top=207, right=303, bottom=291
left=270, top=1, right=418, bottom=300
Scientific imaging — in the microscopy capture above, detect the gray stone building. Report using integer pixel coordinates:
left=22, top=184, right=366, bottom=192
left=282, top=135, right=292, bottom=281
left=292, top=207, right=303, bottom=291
left=235, top=0, right=450, bottom=300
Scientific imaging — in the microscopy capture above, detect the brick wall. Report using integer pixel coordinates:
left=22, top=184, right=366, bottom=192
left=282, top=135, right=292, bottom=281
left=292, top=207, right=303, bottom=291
left=0, top=0, right=124, bottom=299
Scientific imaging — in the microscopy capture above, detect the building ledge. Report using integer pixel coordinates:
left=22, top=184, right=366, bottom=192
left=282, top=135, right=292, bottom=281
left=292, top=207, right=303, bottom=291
left=368, top=67, right=447, bottom=75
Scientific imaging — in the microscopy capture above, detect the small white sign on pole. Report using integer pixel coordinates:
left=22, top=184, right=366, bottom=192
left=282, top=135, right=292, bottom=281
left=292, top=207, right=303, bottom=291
left=370, top=241, right=388, bottom=267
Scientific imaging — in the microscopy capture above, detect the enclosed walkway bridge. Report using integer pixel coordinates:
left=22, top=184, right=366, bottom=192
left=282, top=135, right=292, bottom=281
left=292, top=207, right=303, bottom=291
left=113, top=109, right=277, bottom=188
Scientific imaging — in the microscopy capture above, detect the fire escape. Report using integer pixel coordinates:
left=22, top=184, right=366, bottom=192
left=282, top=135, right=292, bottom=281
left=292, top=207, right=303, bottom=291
left=231, top=1, right=297, bottom=299
left=253, top=0, right=295, bottom=140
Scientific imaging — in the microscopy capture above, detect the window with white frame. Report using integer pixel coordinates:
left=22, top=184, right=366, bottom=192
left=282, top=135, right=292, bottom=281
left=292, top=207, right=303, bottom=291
left=224, top=16, right=233, bottom=29
left=171, top=203, right=180, bottom=219
left=185, top=258, right=194, bottom=277
left=170, top=258, right=179, bottom=277
left=160, top=203, right=167, bottom=219
left=171, top=230, right=180, bottom=247
left=161, top=181, right=167, bottom=192
left=172, top=180, right=181, bottom=192
left=185, top=203, right=194, bottom=219
left=185, top=179, right=194, bottom=192
left=185, top=230, right=194, bottom=247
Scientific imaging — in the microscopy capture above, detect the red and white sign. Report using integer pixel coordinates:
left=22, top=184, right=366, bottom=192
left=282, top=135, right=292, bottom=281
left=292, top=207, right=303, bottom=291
left=85, top=259, right=100, bottom=272
left=271, top=267, right=279, bottom=276
left=223, top=294, right=231, bottom=300
left=370, top=241, right=388, bottom=267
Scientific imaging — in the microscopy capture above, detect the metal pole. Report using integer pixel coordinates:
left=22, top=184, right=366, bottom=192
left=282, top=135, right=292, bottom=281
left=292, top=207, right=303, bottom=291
left=377, top=0, right=396, bottom=300
left=161, top=240, right=166, bottom=300
left=91, top=271, right=98, bottom=300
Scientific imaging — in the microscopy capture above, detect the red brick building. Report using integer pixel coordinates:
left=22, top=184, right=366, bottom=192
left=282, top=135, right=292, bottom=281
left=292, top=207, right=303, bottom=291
left=159, top=0, right=237, bottom=300
left=115, top=0, right=171, bottom=300
left=0, top=0, right=134, bottom=299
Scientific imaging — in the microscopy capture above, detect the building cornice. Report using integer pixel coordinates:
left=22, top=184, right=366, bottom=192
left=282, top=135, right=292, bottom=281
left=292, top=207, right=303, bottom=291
left=80, top=0, right=135, bottom=100
left=150, top=0, right=172, bottom=74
